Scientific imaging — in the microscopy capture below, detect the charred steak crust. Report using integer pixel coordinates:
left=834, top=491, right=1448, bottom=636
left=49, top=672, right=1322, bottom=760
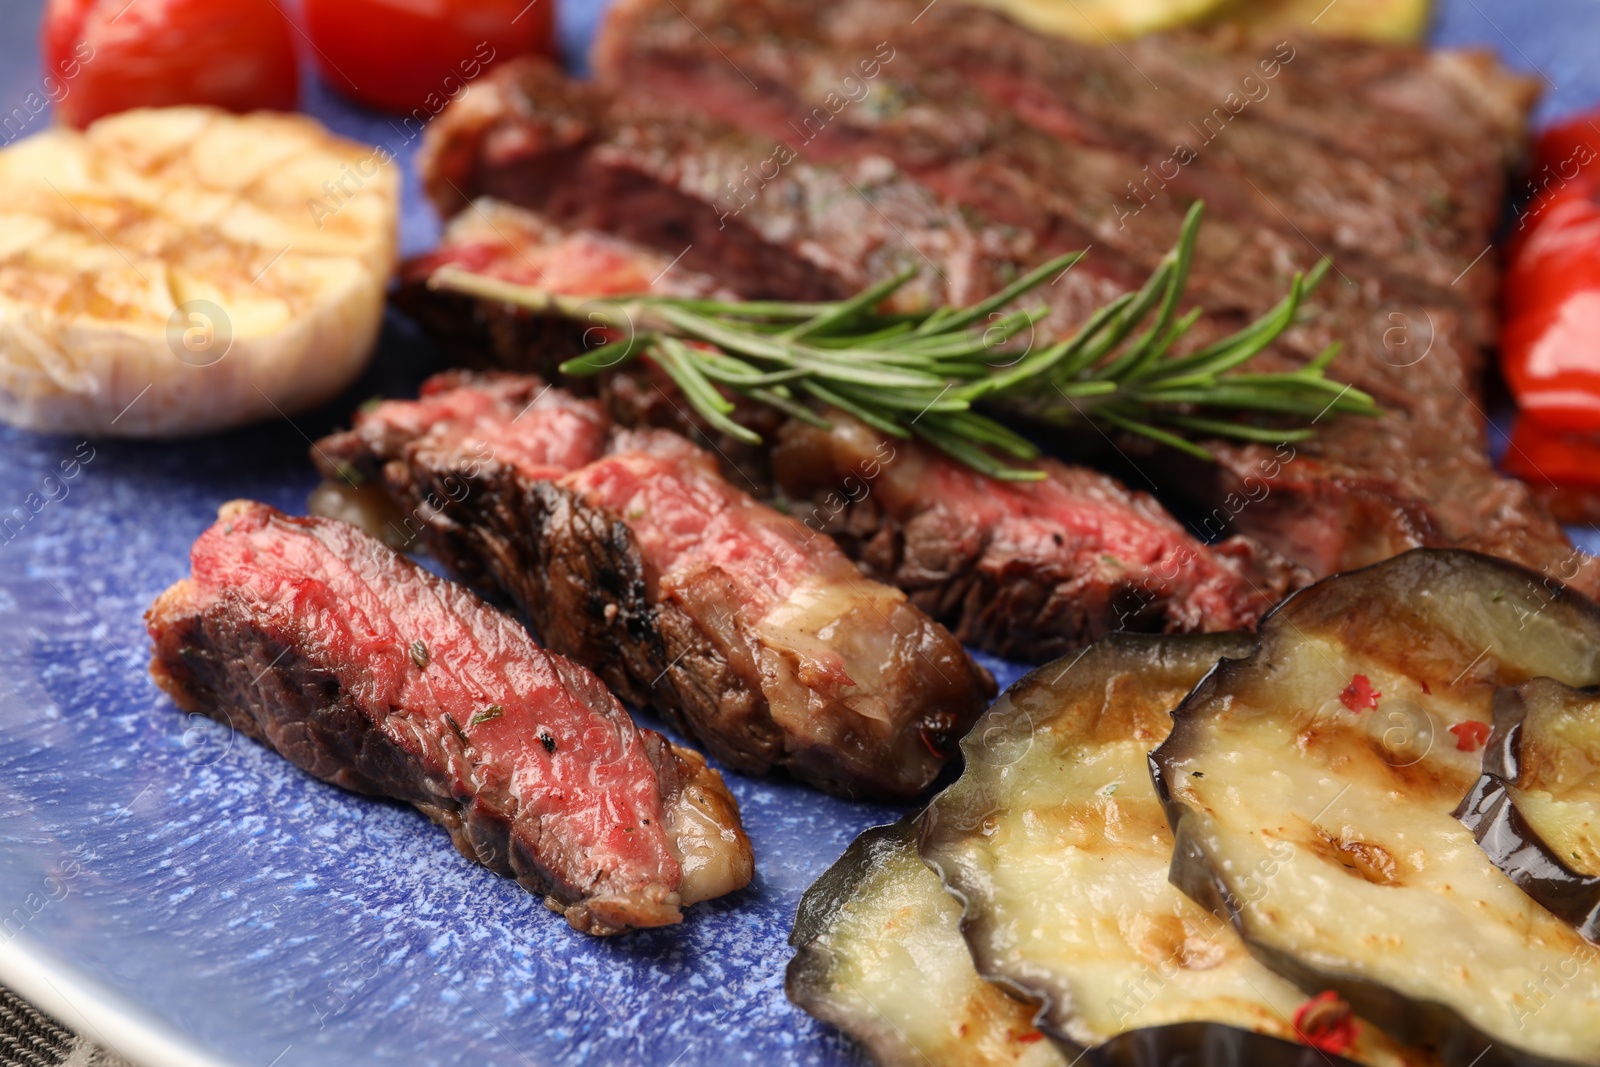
left=522, top=479, right=793, bottom=779
left=146, top=500, right=752, bottom=935
left=414, top=20, right=1592, bottom=596
left=315, top=374, right=996, bottom=801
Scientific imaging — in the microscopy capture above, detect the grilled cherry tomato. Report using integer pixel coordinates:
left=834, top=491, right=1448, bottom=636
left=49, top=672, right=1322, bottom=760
left=42, top=0, right=299, bottom=128
left=1501, top=109, right=1600, bottom=434
left=302, top=0, right=556, bottom=114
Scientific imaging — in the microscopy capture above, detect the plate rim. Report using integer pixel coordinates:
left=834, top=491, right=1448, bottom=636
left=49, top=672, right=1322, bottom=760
left=5, top=2, right=1597, bottom=1065
left=0, top=933, right=234, bottom=1067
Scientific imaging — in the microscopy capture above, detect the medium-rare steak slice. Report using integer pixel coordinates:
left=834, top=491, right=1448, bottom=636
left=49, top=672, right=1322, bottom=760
left=395, top=198, right=735, bottom=379
left=314, top=373, right=996, bottom=800
left=392, top=201, right=781, bottom=493
left=398, top=201, right=1296, bottom=661
left=146, top=500, right=752, bottom=935
left=772, top=411, right=1294, bottom=662
left=416, top=34, right=1597, bottom=596
left=418, top=59, right=1011, bottom=310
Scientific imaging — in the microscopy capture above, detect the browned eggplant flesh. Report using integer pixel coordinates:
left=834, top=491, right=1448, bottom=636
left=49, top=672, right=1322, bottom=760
left=1151, top=550, right=1600, bottom=1066
left=794, top=632, right=1436, bottom=1067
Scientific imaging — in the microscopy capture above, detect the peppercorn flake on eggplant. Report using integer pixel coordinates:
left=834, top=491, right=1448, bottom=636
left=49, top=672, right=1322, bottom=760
left=0, top=107, right=396, bottom=437
left=1152, top=550, right=1600, bottom=1066
left=1458, top=680, right=1600, bottom=946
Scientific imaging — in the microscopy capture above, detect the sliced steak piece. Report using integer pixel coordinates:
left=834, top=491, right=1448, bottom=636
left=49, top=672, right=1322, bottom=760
left=146, top=499, right=752, bottom=935
left=414, top=38, right=1597, bottom=596
left=404, top=198, right=729, bottom=297
left=772, top=412, right=1295, bottom=663
left=397, top=203, right=1295, bottom=661
left=588, top=0, right=1588, bottom=592
left=394, top=202, right=780, bottom=492
left=314, top=373, right=995, bottom=800
left=395, top=198, right=733, bottom=377
left=417, top=59, right=1035, bottom=310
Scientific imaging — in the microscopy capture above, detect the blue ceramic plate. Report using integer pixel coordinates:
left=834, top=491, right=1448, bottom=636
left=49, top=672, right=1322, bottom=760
left=1, top=3, right=1598, bottom=1065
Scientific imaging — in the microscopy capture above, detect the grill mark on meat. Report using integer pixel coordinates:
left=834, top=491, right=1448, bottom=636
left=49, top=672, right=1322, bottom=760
left=415, top=36, right=1597, bottom=596
left=146, top=499, right=752, bottom=934
left=315, top=373, right=995, bottom=800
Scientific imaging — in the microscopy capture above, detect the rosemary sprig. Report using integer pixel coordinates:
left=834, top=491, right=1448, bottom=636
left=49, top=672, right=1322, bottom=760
left=428, top=202, right=1377, bottom=481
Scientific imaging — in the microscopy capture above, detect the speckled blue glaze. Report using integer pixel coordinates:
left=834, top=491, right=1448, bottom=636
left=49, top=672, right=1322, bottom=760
left=0, top=2, right=1598, bottom=1065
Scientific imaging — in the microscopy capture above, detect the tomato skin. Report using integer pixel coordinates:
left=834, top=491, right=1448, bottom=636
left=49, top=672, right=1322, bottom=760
left=42, top=0, right=299, bottom=128
left=302, top=0, right=556, bottom=114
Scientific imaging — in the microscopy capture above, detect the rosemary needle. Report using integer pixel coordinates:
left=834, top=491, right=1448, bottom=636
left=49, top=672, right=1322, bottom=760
left=429, top=202, right=1378, bottom=481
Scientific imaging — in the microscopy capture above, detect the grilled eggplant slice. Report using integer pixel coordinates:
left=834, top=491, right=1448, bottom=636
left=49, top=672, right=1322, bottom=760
left=915, top=632, right=1431, bottom=1067
left=787, top=819, right=1066, bottom=1067
left=1151, top=550, right=1600, bottom=1066
left=1458, top=681, right=1600, bottom=944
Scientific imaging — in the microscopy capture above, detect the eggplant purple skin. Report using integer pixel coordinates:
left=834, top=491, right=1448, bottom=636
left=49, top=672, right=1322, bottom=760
left=1456, top=687, right=1600, bottom=945
left=1088, top=1025, right=1365, bottom=1067
left=787, top=818, right=912, bottom=955
left=1150, top=548, right=1600, bottom=1067
left=785, top=818, right=1010, bottom=1067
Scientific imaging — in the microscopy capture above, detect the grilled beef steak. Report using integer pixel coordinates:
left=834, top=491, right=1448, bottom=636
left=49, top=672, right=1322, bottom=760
left=415, top=13, right=1597, bottom=596
left=398, top=201, right=1296, bottom=661
left=393, top=203, right=782, bottom=493
left=773, top=412, right=1293, bottom=662
left=593, top=0, right=1523, bottom=332
left=146, top=500, right=752, bottom=935
left=314, top=373, right=996, bottom=799
left=396, top=199, right=734, bottom=379
left=590, top=0, right=1574, bottom=580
